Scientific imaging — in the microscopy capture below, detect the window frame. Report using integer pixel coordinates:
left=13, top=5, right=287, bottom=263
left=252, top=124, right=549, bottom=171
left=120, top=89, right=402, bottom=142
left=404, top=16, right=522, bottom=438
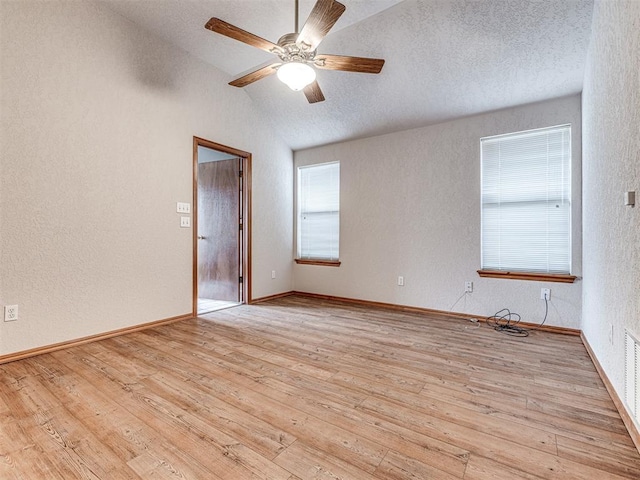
left=295, top=161, right=341, bottom=266
left=478, top=124, right=576, bottom=283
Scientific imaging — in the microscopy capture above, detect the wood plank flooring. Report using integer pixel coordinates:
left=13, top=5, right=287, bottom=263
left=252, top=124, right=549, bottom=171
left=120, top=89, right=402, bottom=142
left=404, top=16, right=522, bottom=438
left=1, top=295, right=639, bottom=479
left=197, top=298, right=240, bottom=315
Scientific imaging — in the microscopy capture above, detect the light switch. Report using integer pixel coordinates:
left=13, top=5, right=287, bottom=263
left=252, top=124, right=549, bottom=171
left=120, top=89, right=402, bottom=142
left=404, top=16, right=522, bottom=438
left=180, top=216, right=191, bottom=228
left=177, top=202, right=191, bottom=213
left=625, top=191, right=635, bottom=207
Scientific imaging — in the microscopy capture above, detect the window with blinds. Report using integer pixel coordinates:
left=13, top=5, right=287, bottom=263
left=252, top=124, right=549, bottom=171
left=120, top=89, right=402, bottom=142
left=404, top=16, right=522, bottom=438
left=297, top=162, right=340, bottom=261
left=481, top=125, right=571, bottom=274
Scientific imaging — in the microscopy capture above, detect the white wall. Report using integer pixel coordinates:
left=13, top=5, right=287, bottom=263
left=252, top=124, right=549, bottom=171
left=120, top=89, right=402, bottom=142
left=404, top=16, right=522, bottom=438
left=582, top=0, right=640, bottom=415
left=294, top=95, right=583, bottom=328
left=0, top=0, right=293, bottom=356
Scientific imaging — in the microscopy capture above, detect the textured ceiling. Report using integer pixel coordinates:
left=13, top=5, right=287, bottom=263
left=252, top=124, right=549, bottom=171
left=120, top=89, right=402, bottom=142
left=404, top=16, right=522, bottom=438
left=101, top=0, right=595, bottom=150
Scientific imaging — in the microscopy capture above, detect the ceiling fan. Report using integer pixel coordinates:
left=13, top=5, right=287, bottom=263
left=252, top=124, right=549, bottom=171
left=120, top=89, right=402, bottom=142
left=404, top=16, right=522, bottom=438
left=205, top=0, right=385, bottom=104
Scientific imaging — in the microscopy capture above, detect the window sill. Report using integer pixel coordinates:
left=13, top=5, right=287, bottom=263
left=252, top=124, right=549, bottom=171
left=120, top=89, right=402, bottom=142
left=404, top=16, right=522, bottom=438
left=295, top=259, right=341, bottom=267
left=477, top=270, right=577, bottom=283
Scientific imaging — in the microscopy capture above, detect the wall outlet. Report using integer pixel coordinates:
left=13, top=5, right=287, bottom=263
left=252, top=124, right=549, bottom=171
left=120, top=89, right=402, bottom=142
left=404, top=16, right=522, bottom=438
left=465, top=281, right=473, bottom=293
left=4, top=305, right=18, bottom=322
left=397, top=276, right=404, bottom=286
left=271, top=270, right=276, bottom=279
left=540, top=288, right=551, bottom=300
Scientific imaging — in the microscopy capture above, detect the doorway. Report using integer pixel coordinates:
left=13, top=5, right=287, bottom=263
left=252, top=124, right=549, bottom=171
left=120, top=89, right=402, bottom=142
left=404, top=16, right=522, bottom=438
left=193, top=137, right=251, bottom=315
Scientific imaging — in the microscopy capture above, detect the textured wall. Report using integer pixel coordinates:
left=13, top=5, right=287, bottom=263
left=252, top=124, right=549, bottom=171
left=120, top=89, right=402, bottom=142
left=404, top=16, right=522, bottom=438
left=294, top=96, right=583, bottom=328
left=582, top=0, right=640, bottom=408
left=0, top=0, right=293, bottom=355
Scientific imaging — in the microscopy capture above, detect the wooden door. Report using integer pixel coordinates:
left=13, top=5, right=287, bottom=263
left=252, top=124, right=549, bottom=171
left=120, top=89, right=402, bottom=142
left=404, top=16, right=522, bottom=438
left=197, top=158, right=240, bottom=302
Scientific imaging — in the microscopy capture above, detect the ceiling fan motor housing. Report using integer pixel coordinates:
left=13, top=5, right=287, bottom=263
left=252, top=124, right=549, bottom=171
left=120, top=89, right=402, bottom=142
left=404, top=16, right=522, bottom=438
left=277, top=33, right=316, bottom=65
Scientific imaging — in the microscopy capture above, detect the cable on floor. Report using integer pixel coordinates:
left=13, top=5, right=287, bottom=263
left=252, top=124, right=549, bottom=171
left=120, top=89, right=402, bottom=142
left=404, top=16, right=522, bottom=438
left=487, top=308, right=527, bottom=336
left=487, top=297, right=549, bottom=337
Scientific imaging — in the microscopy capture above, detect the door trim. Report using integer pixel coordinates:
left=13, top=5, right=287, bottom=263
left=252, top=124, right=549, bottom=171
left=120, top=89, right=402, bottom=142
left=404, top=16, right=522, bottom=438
left=193, top=137, right=252, bottom=316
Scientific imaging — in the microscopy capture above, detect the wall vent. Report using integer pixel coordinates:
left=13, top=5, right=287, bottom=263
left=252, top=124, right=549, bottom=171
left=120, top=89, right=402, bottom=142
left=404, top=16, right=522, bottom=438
left=625, top=330, right=640, bottom=424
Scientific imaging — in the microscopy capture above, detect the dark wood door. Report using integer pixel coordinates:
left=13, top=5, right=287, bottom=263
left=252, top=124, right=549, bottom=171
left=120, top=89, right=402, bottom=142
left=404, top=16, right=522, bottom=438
left=197, top=158, right=240, bottom=302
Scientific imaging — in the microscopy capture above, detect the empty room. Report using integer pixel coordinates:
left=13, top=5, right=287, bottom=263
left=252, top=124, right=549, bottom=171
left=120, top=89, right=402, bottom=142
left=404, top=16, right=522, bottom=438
left=1, top=0, right=639, bottom=478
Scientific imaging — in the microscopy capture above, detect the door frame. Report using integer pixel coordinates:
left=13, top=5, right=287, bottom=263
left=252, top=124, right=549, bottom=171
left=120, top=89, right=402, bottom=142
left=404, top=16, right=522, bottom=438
left=192, top=136, right=252, bottom=316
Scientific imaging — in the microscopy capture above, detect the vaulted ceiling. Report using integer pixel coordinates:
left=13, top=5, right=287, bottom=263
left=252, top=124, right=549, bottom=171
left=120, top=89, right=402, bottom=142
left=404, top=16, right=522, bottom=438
left=101, top=0, right=594, bottom=150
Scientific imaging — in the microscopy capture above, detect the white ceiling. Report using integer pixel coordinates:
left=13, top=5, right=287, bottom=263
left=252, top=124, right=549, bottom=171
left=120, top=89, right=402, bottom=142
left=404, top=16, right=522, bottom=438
left=101, top=0, right=595, bottom=150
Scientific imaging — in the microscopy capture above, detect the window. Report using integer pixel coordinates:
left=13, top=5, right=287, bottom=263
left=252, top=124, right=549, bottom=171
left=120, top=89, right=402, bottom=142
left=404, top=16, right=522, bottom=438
left=480, top=125, right=572, bottom=279
left=296, top=162, right=340, bottom=264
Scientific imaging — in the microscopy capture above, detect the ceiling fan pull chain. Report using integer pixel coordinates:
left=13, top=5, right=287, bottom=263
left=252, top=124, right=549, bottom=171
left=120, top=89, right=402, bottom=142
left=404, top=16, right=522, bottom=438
left=295, top=0, right=299, bottom=33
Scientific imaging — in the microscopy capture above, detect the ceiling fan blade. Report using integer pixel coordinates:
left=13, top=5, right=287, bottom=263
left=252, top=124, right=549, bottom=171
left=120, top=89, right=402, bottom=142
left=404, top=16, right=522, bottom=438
left=303, top=80, right=325, bottom=103
left=205, top=18, right=283, bottom=55
left=297, top=0, right=346, bottom=51
left=229, top=63, right=281, bottom=88
left=314, top=54, right=385, bottom=74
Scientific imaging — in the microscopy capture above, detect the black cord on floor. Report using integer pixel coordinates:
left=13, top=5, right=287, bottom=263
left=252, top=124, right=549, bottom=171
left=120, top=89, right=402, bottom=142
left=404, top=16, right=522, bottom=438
left=487, top=297, right=549, bottom=337
left=487, top=308, right=528, bottom=336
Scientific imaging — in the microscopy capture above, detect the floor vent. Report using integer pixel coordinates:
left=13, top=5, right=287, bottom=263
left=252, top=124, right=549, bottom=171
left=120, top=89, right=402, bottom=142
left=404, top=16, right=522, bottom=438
left=625, top=330, right=640, bottom=424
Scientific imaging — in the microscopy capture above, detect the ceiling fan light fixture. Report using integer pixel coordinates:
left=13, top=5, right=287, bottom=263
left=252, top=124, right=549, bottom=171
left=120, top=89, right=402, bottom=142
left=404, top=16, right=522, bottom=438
left=277, top=61, right=316, bottom=91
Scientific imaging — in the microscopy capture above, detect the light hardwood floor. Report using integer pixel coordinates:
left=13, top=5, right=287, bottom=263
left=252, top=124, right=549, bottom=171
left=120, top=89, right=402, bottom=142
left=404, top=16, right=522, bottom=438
left=197, top=298, right=240, bottom=315
left=1, top=295, right=639, bottom=479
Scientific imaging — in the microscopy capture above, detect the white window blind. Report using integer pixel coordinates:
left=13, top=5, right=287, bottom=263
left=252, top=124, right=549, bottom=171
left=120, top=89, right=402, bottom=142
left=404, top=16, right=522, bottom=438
left=298, top=162, right=340, bottom=260
left=481, top=125, right=571, bottom=274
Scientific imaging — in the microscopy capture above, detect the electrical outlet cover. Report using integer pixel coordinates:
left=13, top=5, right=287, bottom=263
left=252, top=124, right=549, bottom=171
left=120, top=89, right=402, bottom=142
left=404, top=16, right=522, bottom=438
left=4, top=305, right=18, bottom=322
